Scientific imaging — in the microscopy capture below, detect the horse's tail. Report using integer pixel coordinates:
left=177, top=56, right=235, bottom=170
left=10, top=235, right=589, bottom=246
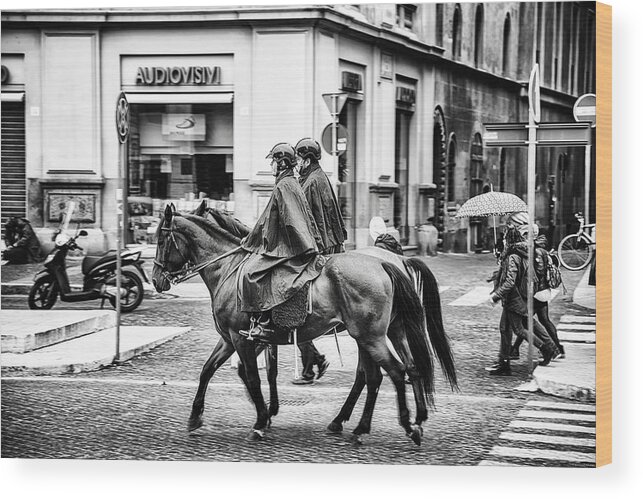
left=381, top=261, right=435, bottom=407
left=403, top=257, right=459, bottom=391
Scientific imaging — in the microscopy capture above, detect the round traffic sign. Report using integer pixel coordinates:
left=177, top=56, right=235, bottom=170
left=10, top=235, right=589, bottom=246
left=528, top=64, right=541, bottom=123
left=115, top=92, right=130, bottom=144
left=573, top=93, right=596, bottom=128
left=321, top=123, right=349, bottom=156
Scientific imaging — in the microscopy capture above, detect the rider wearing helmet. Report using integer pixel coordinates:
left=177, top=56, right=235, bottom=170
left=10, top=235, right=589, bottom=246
left=288, top=137, right=348, bottom=384
left=239, top=143, right=325, bottom=342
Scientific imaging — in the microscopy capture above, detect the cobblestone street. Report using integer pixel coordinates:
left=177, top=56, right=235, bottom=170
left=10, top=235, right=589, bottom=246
left=2, top=253, right=592, bottom=465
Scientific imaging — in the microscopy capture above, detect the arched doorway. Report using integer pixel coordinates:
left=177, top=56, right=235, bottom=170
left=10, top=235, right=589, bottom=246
left=432, top=107, right=447, bottom=244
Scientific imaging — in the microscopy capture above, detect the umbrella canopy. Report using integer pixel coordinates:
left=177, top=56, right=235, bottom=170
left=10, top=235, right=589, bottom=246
left=455, top=191, right=528, bottom=219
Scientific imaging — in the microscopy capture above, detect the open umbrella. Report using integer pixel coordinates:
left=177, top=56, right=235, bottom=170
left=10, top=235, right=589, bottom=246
left=454, top=188, right=528, bottom=245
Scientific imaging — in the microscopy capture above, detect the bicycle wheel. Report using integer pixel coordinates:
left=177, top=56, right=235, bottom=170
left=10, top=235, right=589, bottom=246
left=557, top=234, right=593, bottom=271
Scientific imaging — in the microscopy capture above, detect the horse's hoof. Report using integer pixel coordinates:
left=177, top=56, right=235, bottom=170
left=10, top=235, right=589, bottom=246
left=246, top=429, right=264, bottom=442
left=408, top=427, right=422, bottom=446
left=349, top=433, right=363, bottom=446
left=327, top=421, right=343, bottom=434
left=187, top=416, right=203, bottom=432
left=269, top=404, right=279, bottom=417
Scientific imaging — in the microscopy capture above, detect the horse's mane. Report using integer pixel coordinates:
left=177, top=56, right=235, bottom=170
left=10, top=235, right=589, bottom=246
left=203, top=208, right=250, bottom=238
left=179, top=212, right=242, bottom=246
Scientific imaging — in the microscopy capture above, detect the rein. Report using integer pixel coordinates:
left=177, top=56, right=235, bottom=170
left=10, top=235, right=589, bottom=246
left=153, top=218, right=243, bottom=285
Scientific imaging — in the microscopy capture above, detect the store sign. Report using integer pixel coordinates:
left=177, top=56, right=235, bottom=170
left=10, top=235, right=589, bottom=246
left=396, top=86, right=416, bottom=105
left=341, top=71, right=362, bottom=92
left=135, top=66, right=221, bottom=86
left=162, top=114, right=206, bottom=141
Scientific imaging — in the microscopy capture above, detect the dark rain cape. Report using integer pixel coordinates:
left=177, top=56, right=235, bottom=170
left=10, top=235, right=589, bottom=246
left=239, top=169, right=326, bottom=312
left=299, top=163, right=347, bottom=253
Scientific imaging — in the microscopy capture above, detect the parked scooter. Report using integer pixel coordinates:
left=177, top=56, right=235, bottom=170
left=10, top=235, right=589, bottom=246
left=28, top=228, right=148, bottom=312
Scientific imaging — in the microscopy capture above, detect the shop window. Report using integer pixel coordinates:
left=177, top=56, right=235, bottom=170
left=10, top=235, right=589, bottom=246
left=339, top=100, right=360, bottom=246
left=395, top=110, right=412, bottom=245
left=126, top=102, right=233, bottom=244
left=474, top=4, right=484, bottom=68
left=499, top=148, right=507, bottom=193
left=452, top=5, right=462, bottom=59
left=469, top=133, right=484, bottom=198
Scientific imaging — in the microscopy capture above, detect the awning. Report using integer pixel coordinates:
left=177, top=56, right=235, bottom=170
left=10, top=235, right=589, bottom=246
left=1, top=92, right=25, bottom=102
left=125, top=92, right=233, bottom=105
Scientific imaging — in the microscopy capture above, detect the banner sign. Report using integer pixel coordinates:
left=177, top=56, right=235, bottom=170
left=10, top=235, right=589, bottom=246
left=161, top=114, right=206, bottom=141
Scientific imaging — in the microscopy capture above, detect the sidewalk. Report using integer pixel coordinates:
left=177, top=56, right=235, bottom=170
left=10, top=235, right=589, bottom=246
left=530, top=267, right=597, bottom=402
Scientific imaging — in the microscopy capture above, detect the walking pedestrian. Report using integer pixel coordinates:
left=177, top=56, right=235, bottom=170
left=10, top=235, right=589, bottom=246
left=486, top=213, right=560, bottom=376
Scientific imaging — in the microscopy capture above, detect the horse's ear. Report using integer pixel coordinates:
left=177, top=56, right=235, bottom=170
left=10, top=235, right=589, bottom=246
left=195, top=199, right=207, bottom=217
left=164, top=203, right=174, bottom=221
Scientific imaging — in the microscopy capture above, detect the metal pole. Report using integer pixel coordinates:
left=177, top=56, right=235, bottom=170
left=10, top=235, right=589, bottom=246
left=331, top=95, right=338, bottom=179
left=115, top=142, right=125, bottom=362
left=584, top=144, right=591, bottom=223
left=526, top=116, right=537, bottom=368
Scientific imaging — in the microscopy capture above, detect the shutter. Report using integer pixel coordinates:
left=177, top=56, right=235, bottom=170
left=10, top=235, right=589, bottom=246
left=1, top=101, right=26, bottom=236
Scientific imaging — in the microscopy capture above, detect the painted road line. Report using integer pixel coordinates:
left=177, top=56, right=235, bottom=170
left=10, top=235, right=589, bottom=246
left=499, top=432, right=595, bottom=447
left=560, top=315, right=596, bottom=324
left=526, top=400, right=596, bottom=412
left=557, top=324, right=596, bottom=331
left=558, top=332, right=595, bottom=343
left=448, top=286, right=493, bottom=306
left=518, top=410, right=595, bottom=422
left=489, top=446, right=595, bottom=464
left=478, top=460, right=519, bottom=466
left=509, top=420, right=596, bottom=434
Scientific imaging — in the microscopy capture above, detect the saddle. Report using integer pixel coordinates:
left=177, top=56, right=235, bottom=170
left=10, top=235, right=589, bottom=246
left=272, top=281, right=310, bottom=329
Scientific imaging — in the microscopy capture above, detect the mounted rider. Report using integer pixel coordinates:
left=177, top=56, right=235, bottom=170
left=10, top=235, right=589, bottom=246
left=288, top=137, right=348, bottom=384
left=239, top=143, right=326, bottom=342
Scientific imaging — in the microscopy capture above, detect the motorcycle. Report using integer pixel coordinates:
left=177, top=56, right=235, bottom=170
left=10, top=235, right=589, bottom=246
left=28, top=229, right=148, bottom=313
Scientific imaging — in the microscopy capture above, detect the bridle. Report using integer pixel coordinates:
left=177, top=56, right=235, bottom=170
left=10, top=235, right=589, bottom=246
left=153, top=216, right=242, bottom=285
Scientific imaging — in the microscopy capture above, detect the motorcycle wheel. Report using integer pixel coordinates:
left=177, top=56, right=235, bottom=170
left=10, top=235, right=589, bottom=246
left=108, top=269, right=144, bottom=313
left=28, top=275, right=59, bottom=310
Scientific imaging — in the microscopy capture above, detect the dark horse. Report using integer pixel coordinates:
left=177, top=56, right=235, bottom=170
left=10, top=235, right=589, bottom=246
left=153, top=204, right=457, bottom=444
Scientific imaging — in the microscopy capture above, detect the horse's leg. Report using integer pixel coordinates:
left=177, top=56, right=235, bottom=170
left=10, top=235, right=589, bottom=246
left=188, top=338, right=235, bottom=432
left=265, top=344, right=279, bottom=418
left=327, top=351, right=366, bottom=434
left=361, top=340, right=421, bottom=445
left=232, top=337, right=271, bottom=441
left=349, top=349, right=384, bottom=445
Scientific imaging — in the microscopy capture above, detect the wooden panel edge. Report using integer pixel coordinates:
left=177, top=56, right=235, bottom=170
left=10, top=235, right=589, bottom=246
left=595, top=0, right=612, bottom=468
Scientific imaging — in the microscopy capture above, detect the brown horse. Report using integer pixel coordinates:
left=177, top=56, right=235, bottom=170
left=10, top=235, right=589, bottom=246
left=152, top=204, right=457, bottom=444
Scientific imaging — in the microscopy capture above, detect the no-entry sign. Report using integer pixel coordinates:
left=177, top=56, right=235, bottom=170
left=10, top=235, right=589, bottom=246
left=573, top=93, right=596, bottom=128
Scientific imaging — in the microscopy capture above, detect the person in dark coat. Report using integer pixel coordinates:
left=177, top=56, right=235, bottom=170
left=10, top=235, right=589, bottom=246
left=288, top=138, right=347, bottom=384
left=2, top=217, right=42, bottom=264
left=487, top=222, right=560, bottom=376
left=239, top=143, right=325, bottom=341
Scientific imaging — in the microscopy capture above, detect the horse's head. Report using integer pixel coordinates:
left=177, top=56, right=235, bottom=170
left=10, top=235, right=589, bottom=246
left=193, top=200, right=250, bottom=239
left=152, top=203, right=193, bottom=292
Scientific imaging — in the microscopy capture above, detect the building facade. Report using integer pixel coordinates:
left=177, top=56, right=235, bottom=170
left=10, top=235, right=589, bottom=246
left=1, top=3, right=596, bottom=254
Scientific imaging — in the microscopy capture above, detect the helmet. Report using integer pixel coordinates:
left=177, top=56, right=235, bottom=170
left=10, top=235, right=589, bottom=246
left=295, top=138, right=322, bottom=161
left=266, top=143, right=297, bottom=168
left=505, top=211, right=529, bottom=228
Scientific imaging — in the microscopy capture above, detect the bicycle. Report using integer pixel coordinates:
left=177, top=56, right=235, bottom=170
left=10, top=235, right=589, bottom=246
left=557, top=212, right=595, bottom=271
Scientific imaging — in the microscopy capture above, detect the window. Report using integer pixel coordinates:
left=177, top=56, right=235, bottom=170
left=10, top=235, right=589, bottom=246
left=397, top=4, right=417, bottom=30
left=436, top=4, right=444, bottom=46
left=447, top=136, right=457, bottom=203
left=469, top=133, right=484, bottom=198
left=452, top=5, right=462, bottom=59
left=502, top=13, right=511, bottom=75
left=394, top=110, right=412, bottom=244
left=474, top=4, right=484, bottom=67
left=499, top=148, right=506, bottom=193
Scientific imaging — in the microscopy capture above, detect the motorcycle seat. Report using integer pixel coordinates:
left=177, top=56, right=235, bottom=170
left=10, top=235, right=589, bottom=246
left=82, top=250, right=118, bottom=275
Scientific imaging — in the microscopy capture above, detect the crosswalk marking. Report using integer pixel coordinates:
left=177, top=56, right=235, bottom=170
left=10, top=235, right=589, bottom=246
left=560, top=315, right=595, bottom=324
left=448, top=286, right=493, bottom=306
left=518, top=410, right=595, bottom=422
left=526, top=400, right=596, bottom=412
left=509, top=420, right=596, bottom=434
left=489, top=446, right=595, bottom=464
left=557, top=324, right=596, bottom=331
left=499, top=432, right=595, bottom=447
left=558, top=332, right=596, bottom=343
left=478, top=460, right=519, bottom=466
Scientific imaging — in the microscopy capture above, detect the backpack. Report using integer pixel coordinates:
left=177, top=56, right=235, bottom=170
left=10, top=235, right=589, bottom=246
left=543, top=250, right=563, bottom=290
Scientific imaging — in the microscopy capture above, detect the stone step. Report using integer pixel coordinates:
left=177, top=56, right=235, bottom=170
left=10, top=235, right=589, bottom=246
left=1, top=310, right=116, bottom=353
left=1, top=325, right=191, bottom=375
